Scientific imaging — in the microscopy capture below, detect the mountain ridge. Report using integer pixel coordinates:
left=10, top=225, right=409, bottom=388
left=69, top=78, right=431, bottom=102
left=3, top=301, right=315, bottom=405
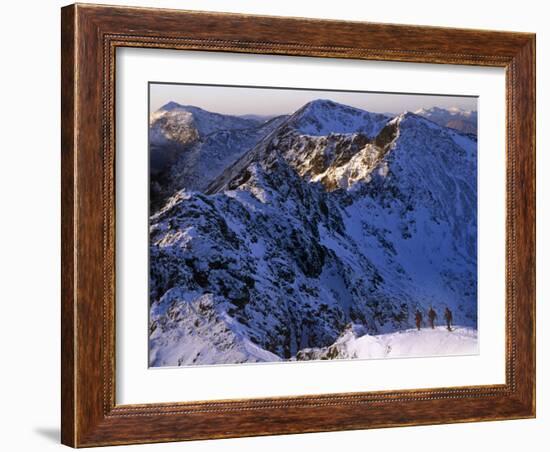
left=148, top=100, right=478, bottom=366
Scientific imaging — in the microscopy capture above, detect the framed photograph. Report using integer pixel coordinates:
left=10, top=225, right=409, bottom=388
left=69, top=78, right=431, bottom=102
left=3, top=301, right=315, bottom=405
left=61, top=3, right=536, bottom=447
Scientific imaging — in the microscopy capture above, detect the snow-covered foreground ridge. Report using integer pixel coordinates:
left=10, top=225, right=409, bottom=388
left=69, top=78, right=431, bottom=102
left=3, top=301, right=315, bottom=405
left=296, top=325, right=478, bottom=361
left=149, top=99, right=478, bottom=367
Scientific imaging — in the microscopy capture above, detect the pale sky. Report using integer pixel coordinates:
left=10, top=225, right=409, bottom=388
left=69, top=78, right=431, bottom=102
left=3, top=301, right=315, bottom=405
left=149, top=82, right=477, bottom=117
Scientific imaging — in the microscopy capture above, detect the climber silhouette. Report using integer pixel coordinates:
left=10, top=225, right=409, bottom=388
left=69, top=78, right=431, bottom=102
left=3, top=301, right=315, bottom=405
left=445, top=307, right=453, bottom=331
left=415, top=310, right=423, bottom=331
left=428, top=307, right=437, bottom=329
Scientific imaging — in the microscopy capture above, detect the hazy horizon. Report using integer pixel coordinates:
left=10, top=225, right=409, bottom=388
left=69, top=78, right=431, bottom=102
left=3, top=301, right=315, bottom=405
left=150, top=83, right=477, bottom=117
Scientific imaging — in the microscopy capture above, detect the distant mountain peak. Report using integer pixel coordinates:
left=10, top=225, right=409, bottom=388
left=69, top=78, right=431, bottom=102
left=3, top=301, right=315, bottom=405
left=414, top=106, right=478, bottom=134
left=285, top=98, right=389, bottom=137
left=158, top=102, right=218, bottom=116
left=415, top=106, right=446, bottom=114
left=297, top=98, right=374, bottom=117
left=387, top=111, right=431, bottom=130
left=395, top=110, right=419, bottom=119
left=149, top=102, right=286, bottom=208
left=301, top=98, right=343, bottom=110
left=159, top=100, right=185, bottom=111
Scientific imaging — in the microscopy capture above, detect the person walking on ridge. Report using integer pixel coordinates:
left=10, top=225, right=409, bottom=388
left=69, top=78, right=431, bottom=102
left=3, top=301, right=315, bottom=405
left=428, top=307, right=437, bottom=329
left=445, top=307, right=453, bottom=331
left=415, top=310, right=422, bottom=331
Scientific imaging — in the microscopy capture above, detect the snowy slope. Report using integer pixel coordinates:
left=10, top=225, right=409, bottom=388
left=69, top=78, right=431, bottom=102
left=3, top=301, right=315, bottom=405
left=149, top=293, right=281, bottom=366
left=336, top=113, right=478, bottom=331
left=149, top=102, right=288, bottom=209
left=149, top=100, right=478, bottom=366
left=296, top=325, right=478, bottom=361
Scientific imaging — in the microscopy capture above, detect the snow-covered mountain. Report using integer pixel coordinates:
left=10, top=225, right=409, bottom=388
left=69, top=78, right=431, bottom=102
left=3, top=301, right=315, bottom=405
left=149, top=101, right=287, bottom=210
left=148, top=100, right=478, bottom=367
left=414, top=106, right=477, bottom=134
left=205, top=100, right=391, bottom=194
left=285, top=99, right=389, bottom=136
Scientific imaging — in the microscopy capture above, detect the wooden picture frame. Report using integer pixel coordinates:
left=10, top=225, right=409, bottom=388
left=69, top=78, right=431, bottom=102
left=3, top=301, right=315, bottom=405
left=61, top=3, right=536, bottom=447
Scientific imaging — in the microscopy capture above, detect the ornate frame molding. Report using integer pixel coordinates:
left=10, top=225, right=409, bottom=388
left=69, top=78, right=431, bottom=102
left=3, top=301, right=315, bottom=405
left=62, top=4, right=535, bottom=447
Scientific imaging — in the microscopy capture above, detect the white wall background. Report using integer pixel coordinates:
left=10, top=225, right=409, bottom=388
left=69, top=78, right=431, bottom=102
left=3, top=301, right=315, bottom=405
left=0, top=1, right=545, bottom=451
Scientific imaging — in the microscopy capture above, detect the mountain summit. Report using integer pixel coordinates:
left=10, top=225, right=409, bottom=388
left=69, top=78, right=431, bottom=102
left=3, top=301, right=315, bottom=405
left=149, top=102, right=287, bottom=209
left=286, top=99, right=389, bottom=136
